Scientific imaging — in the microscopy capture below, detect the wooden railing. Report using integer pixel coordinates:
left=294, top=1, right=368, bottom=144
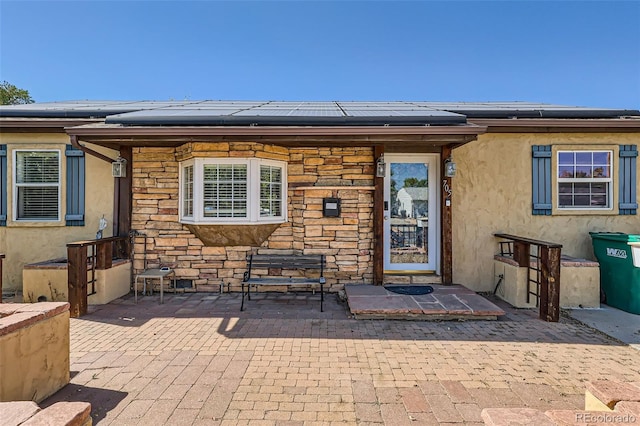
left=67, top=236, right=129, bottom=317
left=494, top=233, right=562, bottom=322
left=0, top=253, right=5, bottom=303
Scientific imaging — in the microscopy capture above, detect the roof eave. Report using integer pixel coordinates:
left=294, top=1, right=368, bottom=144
left=65, top=124, right=487, bottom=149
left=0, top=118, right=103, bottom=133
left=468, top=118, right=640, bottom=132
left=66, top=124, right=486, bottom=136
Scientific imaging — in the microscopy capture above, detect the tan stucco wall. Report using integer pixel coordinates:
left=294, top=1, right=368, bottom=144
left=454, top=133, right=640, bottom=292
left=0, top=133, right=117, bottom=292
left=22, top=261, right=131, bottom=304
left=22, top=267, right=68, bottom=303
left=91, top=261, right=131, bottom=304
left=559, top=264, right=600, bottom=308
left=493, top=258, right=600, bottom=308
left=0, top=305, right=70, bottom=402
left=493, top=259, right=535, bottom=308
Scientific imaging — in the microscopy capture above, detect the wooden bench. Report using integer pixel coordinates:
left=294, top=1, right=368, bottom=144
left=241, top=253, right=326, bottom=311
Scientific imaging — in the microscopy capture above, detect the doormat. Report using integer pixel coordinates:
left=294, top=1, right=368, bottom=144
left=384, top=285, right=434, bottom=295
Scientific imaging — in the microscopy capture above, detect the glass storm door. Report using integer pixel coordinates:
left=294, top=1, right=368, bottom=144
left=383, top=154, right=439, bottom=272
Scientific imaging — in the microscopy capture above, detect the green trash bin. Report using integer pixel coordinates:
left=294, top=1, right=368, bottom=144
left=590, top=232, right=640, bottom=314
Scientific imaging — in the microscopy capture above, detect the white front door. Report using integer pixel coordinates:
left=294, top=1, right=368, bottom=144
left=383, top=154, right=439, bottom=273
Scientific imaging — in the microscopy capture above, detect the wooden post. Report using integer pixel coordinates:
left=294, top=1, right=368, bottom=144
left=540, top=246, right=561, bottom=322
left=96, top=241, right=112, bottom=270
left=513, top=242, right=530, bottom=267
left=67, top=245, right=88, bottom=318
left=441, top=145, right=453, bottom=285
left=113, top=146, right=133, bottom=239
left=373, top=145, right=384, bottom=286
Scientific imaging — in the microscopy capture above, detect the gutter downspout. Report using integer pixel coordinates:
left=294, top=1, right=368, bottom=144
left=69, top=135, right=116, bottom=163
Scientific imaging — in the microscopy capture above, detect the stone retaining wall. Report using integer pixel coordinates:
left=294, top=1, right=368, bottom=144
left=131, top=143, right=375, bottom=291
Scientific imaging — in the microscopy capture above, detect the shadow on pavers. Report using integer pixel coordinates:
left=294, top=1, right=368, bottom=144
left=66, top=292, right=630, bottom=347
left=40, top=384, right=127, bottom=425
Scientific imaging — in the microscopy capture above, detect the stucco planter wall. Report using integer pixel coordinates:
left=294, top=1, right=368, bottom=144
left=91, top=261, right=132, bottom=305
left=23, top=259, right=131, bottom=304
left=0, top=302, right=70, bottom=402
left=494, top=256, right=600, bottom=309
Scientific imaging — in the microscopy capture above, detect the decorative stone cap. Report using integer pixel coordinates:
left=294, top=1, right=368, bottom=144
left=586, top=380, right=640, bottom=409
left=0, top=302, right=70, bottom=337
left=23, top=258, right=69, bottom=270
left=0, top=401, right=41, bottom=426
left=616, top=401, right=640, bottom=416
left=494, top=254, right=599, bottom=268
left=21, top=402, right=91, bottom=426
left=0, top=401, right=92, bottom=426
left=481, top=408, right=554, bottom=425
left=546, top=409, right=638, bottom=425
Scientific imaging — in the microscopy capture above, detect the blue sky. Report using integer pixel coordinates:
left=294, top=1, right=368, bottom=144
left=1, top=1, right=639, bottom=108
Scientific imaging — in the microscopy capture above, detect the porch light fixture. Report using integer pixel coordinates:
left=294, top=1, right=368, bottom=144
left=112, top=157, right=127, bottom=178
left=376, top=154, right=386, bottom=177
left=444, top=156, right=457, bottom=177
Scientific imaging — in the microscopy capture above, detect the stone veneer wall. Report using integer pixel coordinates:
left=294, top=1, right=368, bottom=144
left=131, top=143, right=375, bottom=292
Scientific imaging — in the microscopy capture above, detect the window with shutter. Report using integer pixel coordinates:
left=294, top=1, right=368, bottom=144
left=14, top=150, right=60, bottom=221
left=533, top=144, right=638, bottom=216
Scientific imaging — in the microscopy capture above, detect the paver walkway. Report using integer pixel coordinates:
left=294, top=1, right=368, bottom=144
left=42, top=292, right=640, bottom=425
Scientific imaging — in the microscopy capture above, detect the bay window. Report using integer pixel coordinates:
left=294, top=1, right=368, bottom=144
left=180, top=158, right=286, bottom=224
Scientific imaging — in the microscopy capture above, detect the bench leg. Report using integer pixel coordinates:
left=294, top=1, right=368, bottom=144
left=241, top=282, right=245, bottom=311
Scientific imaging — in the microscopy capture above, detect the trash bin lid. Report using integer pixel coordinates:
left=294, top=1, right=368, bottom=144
left=589, top=232, right=640, bottom=242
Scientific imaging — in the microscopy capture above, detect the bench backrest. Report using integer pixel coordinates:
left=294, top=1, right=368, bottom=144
left=248, top=254, right=325, bottom=270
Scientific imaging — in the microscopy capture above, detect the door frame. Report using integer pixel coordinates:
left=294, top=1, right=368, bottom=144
left=382, top=153, right=441, bottom=274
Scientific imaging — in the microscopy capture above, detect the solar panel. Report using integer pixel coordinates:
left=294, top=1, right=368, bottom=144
left=2, top=100, right=637, bottom=123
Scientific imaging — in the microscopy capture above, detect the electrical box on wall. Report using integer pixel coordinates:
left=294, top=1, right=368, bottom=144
left=323, top=198, right=341, bottom=217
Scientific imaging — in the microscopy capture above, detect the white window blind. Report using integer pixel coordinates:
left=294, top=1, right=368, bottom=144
left=557, top=151, right=612, bottom=210
left=182, top=164, right=194, bottom=218
left=203, top=164, right=248, bottom=218
left=15, top=151, right=60, bottom=220
left=260, top=165, right=283, bottom=217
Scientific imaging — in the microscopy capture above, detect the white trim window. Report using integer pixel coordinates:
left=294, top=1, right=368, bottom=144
left=180, top=158, right=287, bottom=224
left=14, top=150, right=61, bottom=221
left=557, top=150, right=613, bottom=210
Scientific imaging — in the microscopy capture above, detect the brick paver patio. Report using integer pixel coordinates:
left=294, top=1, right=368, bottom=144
left=42, top=292, right=640, bottom=425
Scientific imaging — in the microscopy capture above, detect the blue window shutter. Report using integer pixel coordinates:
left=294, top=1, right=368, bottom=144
left=0, top=145, right=6, bottom=226
left=619, top=145, right=638, bottom=215
left=532, top=145, right=552, bottom=215
left=65, top=145, right=85, bottom=226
